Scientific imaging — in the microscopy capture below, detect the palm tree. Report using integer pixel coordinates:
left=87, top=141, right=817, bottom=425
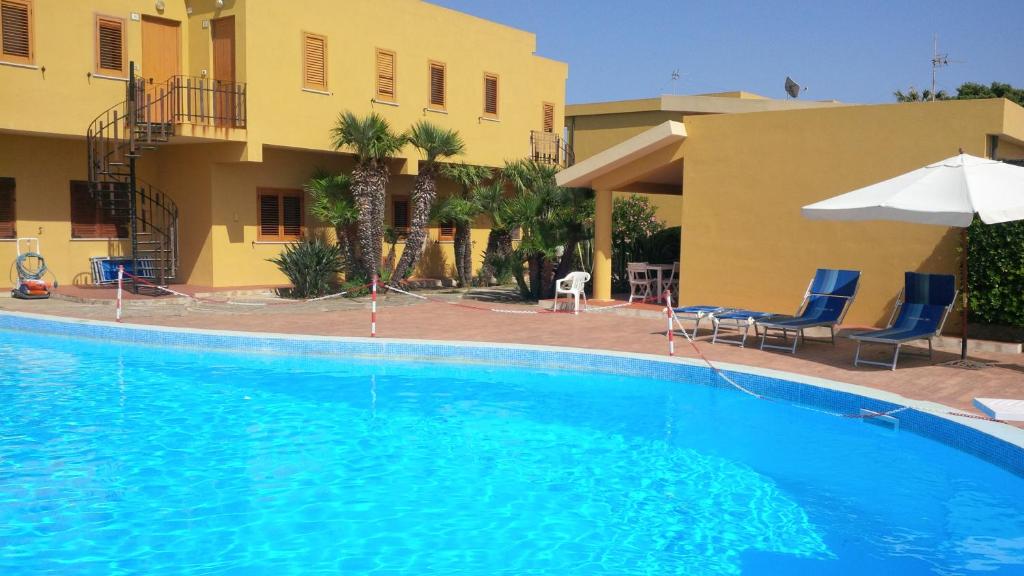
left=330, top=111, right=405, bottom=278
left=441, top=163, right=492, bottom=287
left=391, top=121, right=465, bottom=283
left=474, top=179, right=517, bottom=285
left=432, top=195, right=481, bottom=288
left=305, top=170, right=359, bottom=276
left=500, top=159, right=560, bottom=299
left=894, top=87, right=949, bottom=102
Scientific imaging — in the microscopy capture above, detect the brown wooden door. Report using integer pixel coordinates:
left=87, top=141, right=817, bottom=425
left=141, top=16, right=180, bottom=124
left=211, top=16, right=236, bottom=127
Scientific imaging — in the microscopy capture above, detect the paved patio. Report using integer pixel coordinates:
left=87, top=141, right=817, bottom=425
left=2, top=287, right=1022, bottom=424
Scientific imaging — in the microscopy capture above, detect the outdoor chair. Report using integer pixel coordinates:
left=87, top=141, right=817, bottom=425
left=757, top=268, right=861, bottom=354
left=849, top=272, right=957, bottom=370
left=627, top=262, right=654, bottom=303
left=552, top=271, right=590, bottom=314
left=659, top=261, right=679, bottom=299
left=711, top=309, right=774, bottom=347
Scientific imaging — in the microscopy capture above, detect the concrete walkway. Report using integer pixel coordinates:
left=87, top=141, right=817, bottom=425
left=3, top=288, right=1022, bottom=423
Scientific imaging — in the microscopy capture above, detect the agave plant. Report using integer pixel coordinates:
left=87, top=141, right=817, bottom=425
left=391, top=121, right=465, bottom=283
left=305, top=170, right=359, bottom=276
left=330, top=111, right=406, bottom=278
left=267, top=237, right=342, bottom=299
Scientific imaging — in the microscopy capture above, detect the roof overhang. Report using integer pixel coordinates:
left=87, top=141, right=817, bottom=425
left=556, top=120, right=686, bottom=189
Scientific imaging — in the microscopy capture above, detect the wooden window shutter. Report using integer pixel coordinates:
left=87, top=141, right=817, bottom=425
left=542, top=102, right=555, bottom=133
left=1, top=0, right=32, bottom=64
left=392, top=199, right=409, bottom=231
left=0, top=177, right=15, bottom=239
left=259, top=193, right=280, bottom=239
left=376, top=48, right=396, bottom=101
left=483, top=73, right=499, bottom=118
left=439, top=221, right=455, bottom=241
left=428, top=61, right=445, bottom=109
left=96, top=16, right=125, bottom=75
left=281, top=195, right=303, bottom=238
left=258, top=189, right=303, bottom=241
left=303, top=33, right=327, bottom=90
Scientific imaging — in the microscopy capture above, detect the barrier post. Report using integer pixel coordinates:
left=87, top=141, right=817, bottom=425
left=665, top=290, right=674, bottom=357
left=116, top=265, right=124, bottom=323
left=371, top=273, right=377, bottom=338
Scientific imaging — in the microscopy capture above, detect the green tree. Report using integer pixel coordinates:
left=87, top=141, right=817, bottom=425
left=330, top=111, right=406, bottom=278
left=391, top=121, right=465, bottom=283
left=612, top=195, right=664, bottom=291
left=305, top=170, right=359, bottom=276
left=954, top=82, right=1024, bottom=106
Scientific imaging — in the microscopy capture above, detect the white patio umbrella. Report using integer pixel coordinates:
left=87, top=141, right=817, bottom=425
left=802, top=152, right=1024, bottom=366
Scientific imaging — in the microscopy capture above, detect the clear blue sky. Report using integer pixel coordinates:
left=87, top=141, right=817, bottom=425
left=431, top=0, right=1024, bottom=105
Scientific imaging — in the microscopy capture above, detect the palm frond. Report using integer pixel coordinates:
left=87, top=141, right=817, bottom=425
left=441, top=163, right=492, bottom=195
left=330, top=111, right=407, bottom=163
left=407, top=120, right=465, bottom=165
left=305, top=170, right=358, bottom=227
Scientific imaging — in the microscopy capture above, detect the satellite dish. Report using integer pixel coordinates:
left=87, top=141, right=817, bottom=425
left=784, top=76, right=802, bottom=98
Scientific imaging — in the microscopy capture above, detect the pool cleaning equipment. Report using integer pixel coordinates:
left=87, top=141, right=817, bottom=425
left=11, top=238, right=57, bottom=300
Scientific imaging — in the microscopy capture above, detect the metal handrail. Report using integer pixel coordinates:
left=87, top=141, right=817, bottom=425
left=530, top=130, right=574, bottom=168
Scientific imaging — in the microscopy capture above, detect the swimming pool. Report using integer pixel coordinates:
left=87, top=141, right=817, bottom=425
left=1, top=313, right=1023, bottom=575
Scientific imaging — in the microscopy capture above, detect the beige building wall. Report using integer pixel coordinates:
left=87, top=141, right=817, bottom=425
left=679, top=99, right=1015, bottom=329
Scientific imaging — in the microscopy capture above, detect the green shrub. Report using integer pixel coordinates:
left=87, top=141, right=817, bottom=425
left=267, top=238, right=342, bottom=299
left=612, top=195, right=665, bottom=290
left=639, top=227, right=681, bottom=265
left=968, top=218, right=1024, bottom=326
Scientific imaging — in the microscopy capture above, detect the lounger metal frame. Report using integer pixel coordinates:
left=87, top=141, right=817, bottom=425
left=671, top=306, right=724, bottom=338
left=711, top=311, right=772, bottom=348
left=757, top=277, right=860, bottom=354
left=851, top=285, right=958, bottom=370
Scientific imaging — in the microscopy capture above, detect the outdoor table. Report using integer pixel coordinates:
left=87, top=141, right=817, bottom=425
left=646, top=263, right=675, bottom=303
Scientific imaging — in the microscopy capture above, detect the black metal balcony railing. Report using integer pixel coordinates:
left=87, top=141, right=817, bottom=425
left=135, top=75, right=247, bottom=129
left=531, top=130, right=574, bottom=168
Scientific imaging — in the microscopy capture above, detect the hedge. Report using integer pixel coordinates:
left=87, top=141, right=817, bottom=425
left=967, top=218, right=1024, bottom=326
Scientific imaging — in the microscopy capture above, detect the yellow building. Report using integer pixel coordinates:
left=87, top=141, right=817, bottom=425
left=559, top=94, right=1024, bottom=328
left=0, top=0, right=567, bottom=289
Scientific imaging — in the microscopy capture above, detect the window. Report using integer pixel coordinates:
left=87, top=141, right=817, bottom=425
left=1, top=0, right=32, bottom=64
left=392, top=198, right=409, bottom=235
left=438, top=221, right=455, bottom=241
left=258, top=189, right=304, bottom=241
left=95, top=15, right=125, bottom=76
left=511, top=226, right=522, bottom=241
left=302, top=32, right=327, bottom=91
left=70, top=181, right=129, bottom=239
left=375, top=48, right=396, bottom=102
left=542, top=102, right=555, bottom=133
left=482, top=73, right=499, bottom=118
left=428, top=60, right=445, bottom=110
left=0, top=177, right=15, bottom=239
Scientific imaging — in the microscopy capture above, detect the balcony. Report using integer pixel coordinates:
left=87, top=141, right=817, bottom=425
left=530, top=130, right=574, bottom=168
left=134, top=75, right=247, bottom=133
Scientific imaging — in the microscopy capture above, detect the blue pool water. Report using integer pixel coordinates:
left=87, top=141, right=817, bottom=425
left=1, top=329, right=1023, bottom=575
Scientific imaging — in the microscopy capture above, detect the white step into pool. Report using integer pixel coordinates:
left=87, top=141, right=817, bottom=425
left=973, top=398, right=1024, bottom=422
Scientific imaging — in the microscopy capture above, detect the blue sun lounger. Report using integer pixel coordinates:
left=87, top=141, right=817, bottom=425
left=757, top=269, right=861, bottom=354
left=849, top=272, right=957, bottom=370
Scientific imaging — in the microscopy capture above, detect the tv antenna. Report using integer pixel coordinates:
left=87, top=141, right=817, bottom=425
left=930, top=34, right=963, bottom=100
left=784, top=76, right=804, bottom=99
left=660, top=69, right=683, bottom=94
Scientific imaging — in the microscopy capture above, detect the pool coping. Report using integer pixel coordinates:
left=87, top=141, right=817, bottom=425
left=3, top=310, right=1023, bottom=474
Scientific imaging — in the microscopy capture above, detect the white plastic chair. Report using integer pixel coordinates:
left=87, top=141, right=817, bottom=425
left=552, top=271, right=590, bottom=314
left=627, top=262, right=654, bottom=303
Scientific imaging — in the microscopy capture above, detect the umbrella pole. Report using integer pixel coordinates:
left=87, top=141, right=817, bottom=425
left=960, top=227, right=968, bottom=362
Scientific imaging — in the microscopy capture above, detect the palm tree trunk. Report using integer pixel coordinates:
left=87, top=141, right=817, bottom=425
left=481, top=229, right=513, bottom=283
left=351, top=165, right=377, bottom=278
left=392, top=167, right=436, bottom=282
left=454, top=224, right=472, bottom=287
left=341, top=224, right=359, bottom=277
